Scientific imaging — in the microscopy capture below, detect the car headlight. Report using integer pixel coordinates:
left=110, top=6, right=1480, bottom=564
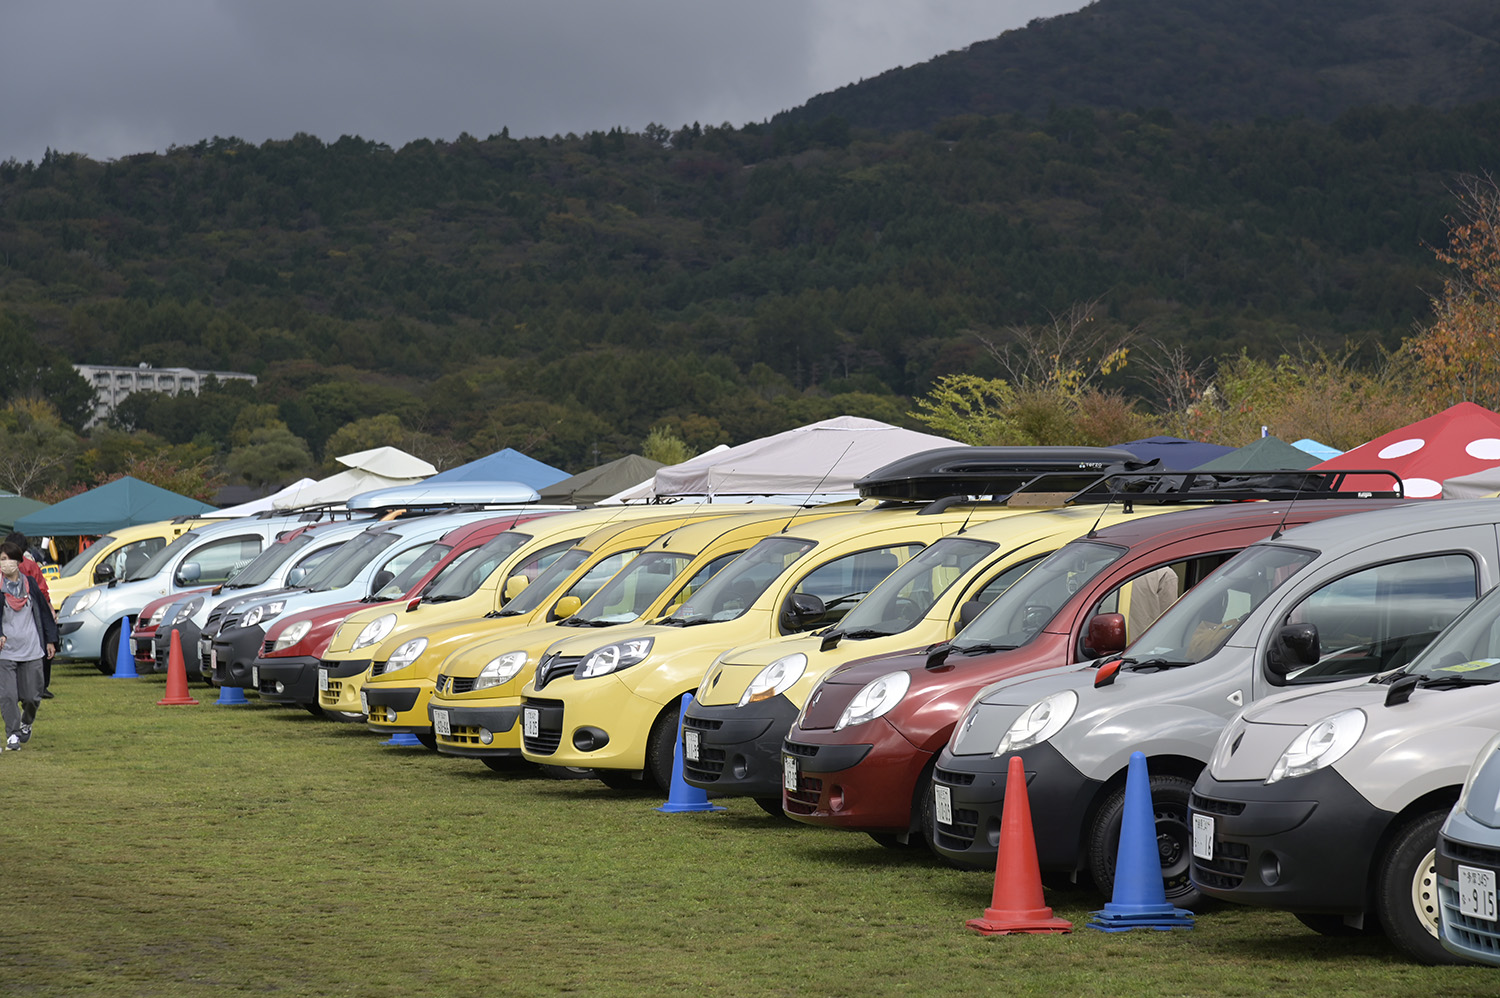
left=475, top=651, right=529, bottom=691
left=271, top=620, right=312, bottom=653
left=353, top=613, right=398, bottom=650
left=1457, top=733, right=1500, bottom=821
left=148, top=605, right=169, bottom=626
left=577, top=638, right=654, bottom=680
left=172, top=597, right=204, bottom=625
left=1267, top=708, right=1366, bottom=784
left=994, top=690, right=1079, bottom=756
left=739, top=653, right=808, bottom=707
left=836, top=671, right=911, bottom=731
left=241, top=600, right=287, bottom=629
left=72, top=589, right=101, bottom=614
left=383, top=637, right=429, bottom=673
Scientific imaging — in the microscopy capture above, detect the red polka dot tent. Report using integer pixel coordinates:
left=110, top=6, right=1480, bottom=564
left=1310, top=402, right=1500, bottom=499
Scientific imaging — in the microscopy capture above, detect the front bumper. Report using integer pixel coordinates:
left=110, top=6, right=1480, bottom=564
left=58, top=613, right=107, bottom=660
left=680, top=697, right=798, bottom=798
left=133, top=625, right=159, bottom=671
left=365, top=682, right=430, bottom=735
left=211, top=625, right=268, bottom=689
left=253, top=655, right=321, bottom=705
left=930, top=741, right=1102, bottom=872
left=1438, top=809, right=1500, bottom=965
left=519, top=679, right=662, bottom=772
left=781, top=718, right=928, bottom=835
left=153, top=622, right=200, bottom=677
left=1189, top=768, right=1390, bottom=914
left=316, top=659, right=372, bottom=714
left=431, top=699, right=523, bottom=758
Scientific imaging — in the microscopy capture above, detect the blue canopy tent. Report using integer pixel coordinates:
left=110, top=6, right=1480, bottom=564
left=13, top=476, right=218, bottom=535
left=1114, top=436, right=1236, bottom=470
left=1292, top=438, right=1343, bottom=461
left=424, top=448, right=568, bottom=490
left=0, top=492, right=49, bottom=534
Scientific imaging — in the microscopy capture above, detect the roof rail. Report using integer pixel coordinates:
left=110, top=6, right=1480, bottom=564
left=1064, top=468, right=1406, bottom=505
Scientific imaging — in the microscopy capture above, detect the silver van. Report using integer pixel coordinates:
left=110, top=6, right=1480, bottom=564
left=930, top=499, right=1490, bottom=911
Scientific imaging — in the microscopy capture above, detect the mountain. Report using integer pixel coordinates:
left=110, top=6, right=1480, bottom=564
left=778, top=0, right=1500, bottom=132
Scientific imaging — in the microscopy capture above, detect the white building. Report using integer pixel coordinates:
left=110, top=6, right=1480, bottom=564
left=74, top=363, right=258, bottom=427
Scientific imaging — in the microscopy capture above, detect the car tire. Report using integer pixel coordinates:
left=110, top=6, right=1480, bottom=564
left=644, top=706, right=680, bottom=793
left=1374, top=810, right=1467, bottom=964
left=301, top=703, right=326, bottom=718
left=481, top=756, right=528, bottom=773
left=1086, top=772, right=1198, bottom=907
left=1293, top=912, right=1377, bottom=937
left=96, top=621, right=123, bottom=675
left=597, top=769, right=648, bottom=792
left=754, top=796, right=789, bottom=819
left=414, top=732, right=437, bottom=751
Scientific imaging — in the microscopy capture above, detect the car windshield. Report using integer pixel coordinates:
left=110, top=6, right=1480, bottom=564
left=416, top=532, right=532, bottom=602
left=1127, top=543, right=1319, bottom=664
left=666, top=536, right=817, bottom=625
left=60, top=535, right=116, bottom=577
left=301, top=531, right=399, bottom=591
left=500, top=548, right=590, bottom=616
left=837, top=536, right=999, bottom=638
left=951, top=540, right=1125, bottom=653
left=1395, top=583, right=1500, bottom=683
left=576, top=550, right=696, bottom=624
left=128, top=530, right=200, bottom=581
left=223, top=533, right=314, bottom=588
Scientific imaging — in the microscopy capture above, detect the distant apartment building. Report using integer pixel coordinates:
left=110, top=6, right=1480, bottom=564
left=74, top=363, right=258, bottom=427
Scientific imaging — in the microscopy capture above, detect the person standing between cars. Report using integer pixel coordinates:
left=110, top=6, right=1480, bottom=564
left=0, top=541, right=57, bottom=751
left=5, top=532, right=54, bottom=698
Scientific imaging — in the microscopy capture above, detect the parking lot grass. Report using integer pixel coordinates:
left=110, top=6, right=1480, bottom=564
left=5, top=661, right=1498, bottom=997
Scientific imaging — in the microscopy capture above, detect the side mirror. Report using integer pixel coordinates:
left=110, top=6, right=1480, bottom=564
left=957, top=600, right=986, bottom=630
left=286, top=567, right=307, bottom=587
left=1267, top=623, right=1320, bottom=677
left=93, top=563, right=115, bottom=583
left=370, top=570, right=393, bottom=594
left=503, top=575, right=530, bottom=602
left=1084, top=613, right=1127, bottom=657
left=552, top=595, right=583, bottom=619
left=177, top=562, right=202, bottom=584
left=780, top=592, right=827, bottom=632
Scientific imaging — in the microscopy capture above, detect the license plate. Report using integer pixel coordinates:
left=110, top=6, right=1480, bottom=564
left=360, top=690, right=369, bottom=715
left=250, top=664, right=257, bottom=688
left=934, top=784, right=953, bottom=827
left=1192, top=813, right=1215, bottom=861
left=1459, top=865, right=1498, bottom=921
left=522, top=707, right=539, bottom=739
left=432, top=709, right=451, bottom=737
left=317, top=668, right=329, bottom=692
left=782, top=753, right=799, bottom=792
left=684, top=729, right=700, bottom=762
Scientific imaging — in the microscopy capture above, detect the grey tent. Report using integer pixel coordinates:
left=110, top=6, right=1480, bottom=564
left=0, top=492, right=48, bottom=534
left=1442, top=466, right=1500, bottom=499
left=1191, top=435, right=1319, bottom=472
left=538, top=454, right=664, bottom=505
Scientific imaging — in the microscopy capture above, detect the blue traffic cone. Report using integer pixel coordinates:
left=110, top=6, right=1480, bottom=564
left=215, top=683, right=249, bottom=706
left=111, top=616, right=138, bottom=678
left=1088, top=752, right=1195, bottom=932
left=657, top=693, right=725, bottom=814
left=382, top=732, right=423, bottom=747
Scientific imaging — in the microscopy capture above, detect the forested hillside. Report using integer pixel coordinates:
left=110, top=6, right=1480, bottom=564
left=782, top=0, right=1500, bottom=131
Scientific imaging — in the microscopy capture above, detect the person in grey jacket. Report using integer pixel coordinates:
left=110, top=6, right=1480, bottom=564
left=0, top=540, right=57, bottom=751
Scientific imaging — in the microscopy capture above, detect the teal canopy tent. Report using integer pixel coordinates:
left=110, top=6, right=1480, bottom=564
left=13, top=476, right=218, bottom=535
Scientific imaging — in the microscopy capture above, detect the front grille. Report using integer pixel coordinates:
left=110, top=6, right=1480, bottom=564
left=1439, top=880, right=1500, bottom=957
left=521, top=699, right=563, bottom=755
left=320, top=679, right=345, bottom=705
left=450, top=676, right=476, bottom=695
left=1192, top=840, right=1250, bottom=890
left=374, top=660, right=397, bottom=676
left=1190, top=793, right=1246, bottom=817
left=783, top=777, right=824, bottom=814
left=683, top=746, right=726, bottom=783
left=200, top=648, right=214, bottom=673
left=934, top=767, right=974, bottom=787
left=205, top=606, right=227, bottom=632
left=783, top=742, right=819, bottom=759
left=1449, top=840, right=1500, bottom=869
left=933, top=807, right=982, bottom=851
left=444, top=725, right=484, bottom=747
left=682, top=715, right=722, bottom=732
left=534, top=653, right=583, bottom=691
left=261, top=639, right=276, bottom=657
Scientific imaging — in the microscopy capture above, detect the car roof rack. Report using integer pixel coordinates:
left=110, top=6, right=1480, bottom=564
left=345, top=481, right=542, bottom=512
left=856, top=447, right=1147, bottom=503
left=1063, top=468, right=1406, bottom=506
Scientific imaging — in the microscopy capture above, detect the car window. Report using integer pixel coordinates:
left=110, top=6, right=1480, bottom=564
left=60, top=534, right=119, bottom=578
left=953, top=540, right=1126, bottom=653
left=416, top=533, right=533, bottom=602
left=370, top=542, right=441, bottom=596
left=669, top=536, right=817, bottom=624
left=177, top=535, right=263, bottom=586
left=1281, top=553, right=1478, bottom=682
left=660, top=552, right=740, bottom=615
left=786, top=543, right=924, bottom=632
left=548, top=549, right=640, bottom=620
left=579, top=550, right=696, bottom=623
left=835, top=536, right=1000, bottom=637
left=1089, top=553, right=1235, bottom=649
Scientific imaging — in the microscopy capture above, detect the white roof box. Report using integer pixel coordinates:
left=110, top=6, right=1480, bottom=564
left=347, top=480, right=541, bottom=511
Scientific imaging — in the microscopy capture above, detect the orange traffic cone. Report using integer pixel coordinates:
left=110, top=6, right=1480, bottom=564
left=965, top=755, right=1073, bottom=935
left=156, top=629, right=200, bottom=706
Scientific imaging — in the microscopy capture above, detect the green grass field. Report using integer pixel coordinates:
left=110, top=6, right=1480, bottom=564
left=5, top=661, right=1498, bottom=997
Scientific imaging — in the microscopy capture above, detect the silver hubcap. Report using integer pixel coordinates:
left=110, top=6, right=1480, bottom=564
left=1411, top=847, right=1439, bottom=939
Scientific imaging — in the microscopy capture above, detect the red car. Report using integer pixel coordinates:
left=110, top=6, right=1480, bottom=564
left=781, top=499, right=1400, bottom=848
left=131, top=587, right=215, bottom=673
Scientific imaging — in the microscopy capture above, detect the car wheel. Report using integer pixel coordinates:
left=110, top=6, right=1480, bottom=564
left=414, top=732, right=437, bottom=751
left=1293, top=912, right=1377, bottom=937
left=97, top=621, right=123, bottom=675
left=1374, top=810, right=1467, bottom=964
left=597, top=769, right=648, bottom=792
left=538, top=765, right=595, bottom=780
left=867, top=832, right=915, bottom=849
left=1086, top=772, right=1198, bottom=907
left=644, top=705, right=681, bottom=793
left=302, top=703, right=326, bottom=718
left=481, top=756, right=528, bottom=773
left=755, top=796, right=789, bottom=819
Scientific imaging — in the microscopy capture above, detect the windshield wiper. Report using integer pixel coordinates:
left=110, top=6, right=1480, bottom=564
left=839, top=628, right=895, bottom=640
left=560, top=617, right=615, bottom=627
left=951, top=642, right=1019, bottom=656
left=424, top=594, right=465, bottom=604
left=1417, top=674, right=1496, bottom=689
left=1118, top=657, right=1194, bottom=673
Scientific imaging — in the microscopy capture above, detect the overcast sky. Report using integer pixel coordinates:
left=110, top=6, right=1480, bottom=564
left=1, top=0, right=1090, bottom=164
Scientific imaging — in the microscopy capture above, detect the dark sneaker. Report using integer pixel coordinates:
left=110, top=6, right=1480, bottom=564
left=18, top=725, right=31, bottom=744
left=5, top=734, right=18, bottom=751
left=40, top=690, right=54, bottom=699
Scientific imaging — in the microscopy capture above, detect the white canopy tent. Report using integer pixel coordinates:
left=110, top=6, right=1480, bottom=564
left=1442, top=465, right=1500, bottom=499
left=215, top=478, right=319, bottom=517
left=270, top=447, right=438, bottom=510
left=606, top=417, right=965, bottom=503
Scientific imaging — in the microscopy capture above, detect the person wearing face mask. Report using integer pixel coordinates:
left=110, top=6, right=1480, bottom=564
left=4, top=532, right=53, bottom=698
left=0, top=540, right=57, bottom=751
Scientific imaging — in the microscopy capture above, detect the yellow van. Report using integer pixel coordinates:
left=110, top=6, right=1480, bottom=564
left=425, top=506, right=860, bottom=769
left=47, top=517, right=217, bottom=612
left=516, top=500, right=1043, bottom=789
left=322, top=506, right=750, bottom=743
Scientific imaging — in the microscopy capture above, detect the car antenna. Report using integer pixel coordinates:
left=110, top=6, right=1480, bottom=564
left=783, top=440, right=858, bottom=533
left=1270, top=471, right=1313, bottom=540
left=1085, top=472, right=1123, bottom=539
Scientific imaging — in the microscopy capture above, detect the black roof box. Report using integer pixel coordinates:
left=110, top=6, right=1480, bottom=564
left=856, top=447, right=1145, bottom=502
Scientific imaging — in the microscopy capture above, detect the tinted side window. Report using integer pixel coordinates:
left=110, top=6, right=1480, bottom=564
left=1281, top=553, right=1478, bottom=682
left=182, top=536, right=263, bottom=585
left=789, top=544, right=923, bottom=631
left=971, top=554, right=1047, bottom=607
